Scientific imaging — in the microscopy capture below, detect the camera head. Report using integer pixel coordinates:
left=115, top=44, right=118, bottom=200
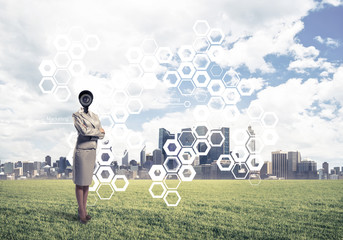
left=78, top=90, right=93, bottom=112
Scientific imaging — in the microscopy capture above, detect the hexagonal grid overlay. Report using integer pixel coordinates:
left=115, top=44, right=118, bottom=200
left=38, top=27, right=101, bottom=102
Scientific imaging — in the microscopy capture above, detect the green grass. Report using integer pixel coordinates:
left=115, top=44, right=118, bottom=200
left=0, top=179, right=342, bottom=239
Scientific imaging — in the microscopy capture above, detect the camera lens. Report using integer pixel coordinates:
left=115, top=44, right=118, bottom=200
left=80, top=93, right=92, bottom=106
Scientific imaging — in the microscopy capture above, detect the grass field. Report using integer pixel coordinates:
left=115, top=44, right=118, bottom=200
left=0, top=179, right=342, bottom=239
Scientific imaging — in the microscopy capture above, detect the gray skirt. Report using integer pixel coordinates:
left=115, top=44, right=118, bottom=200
left=73, top=148, right=96, bottom=186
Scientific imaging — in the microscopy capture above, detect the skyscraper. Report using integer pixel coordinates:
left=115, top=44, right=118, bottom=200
left=45, top=155, right=51, bottom=167
left=153, top=149, right=163, bottom=165
left=322, top=162, right=329, bottom=178
left=159, top=128, right=175, bottom=160
left=272, top=151, right=288, bottom=179
left=287, top=151, right=301, bottom=179
left=122, top=150, right=128, bottom=166
left=298, top=158, right=317, bottom=179
left=200, top=127, right=229, bottom=164
left=140, top=146, right=146, bottom=166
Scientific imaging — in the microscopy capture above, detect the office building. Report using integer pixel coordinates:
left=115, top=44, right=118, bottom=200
left=153, top=149, right=163, bottom=165
left=297, top=158, right=317, bottom=179
left=45, top=155, right=51, bottom=166
left=4, top=162, right=14, bottom=174
left=322, top=162, right=329, bottom=177
left=272, top=151, right=288, bottom=179
left=58, top=157, right=67, bottom=173
left=287, top=151, right=301, bottom=179
left=122, top=150, right=128, bottom=166
left=23, top=161, right=34, bottom=176
left=158, top=128, right=175, bottom=160
left=140, top=146, right=146, bottom=166
left=334, top=167, right=340, bottom=175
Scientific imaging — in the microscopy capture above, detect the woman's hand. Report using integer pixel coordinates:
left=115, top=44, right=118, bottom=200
left=100, top=127, right=105, bottom=134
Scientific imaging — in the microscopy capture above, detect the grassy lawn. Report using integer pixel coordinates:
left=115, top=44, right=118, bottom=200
left=0, top=179, right=342, bottom=239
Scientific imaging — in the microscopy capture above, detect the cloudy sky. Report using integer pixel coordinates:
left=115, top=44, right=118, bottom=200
left=0, top=0, right=342, bottom=169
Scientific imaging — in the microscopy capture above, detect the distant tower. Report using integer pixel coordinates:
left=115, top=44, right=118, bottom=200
left=247, top=126, right=255, bottom=152
left=45, top=155, right=52, bottom=167
left=140, top=146, right=146, bottom=166
left=153, top=149, right=163, bottom=165
left=287, top=151, right=301, bottom=179
left=322, top=162, right=329, bottom=178
left=272, top=151, right=288, bottom=179
left=122, top=150, right=128, bottom=166
left=158, top=128, right=175, bottom=160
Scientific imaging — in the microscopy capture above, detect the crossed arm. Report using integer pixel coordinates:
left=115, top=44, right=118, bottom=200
left=73, top=114, right=105, bottom=140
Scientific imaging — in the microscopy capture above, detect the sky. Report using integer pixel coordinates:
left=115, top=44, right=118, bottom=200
left=0, top=0, right=342, bottom=169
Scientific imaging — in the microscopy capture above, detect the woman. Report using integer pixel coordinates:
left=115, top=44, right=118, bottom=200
left=72, top=90, right=105, bottom=224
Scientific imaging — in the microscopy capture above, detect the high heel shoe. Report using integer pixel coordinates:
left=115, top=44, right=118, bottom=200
left=78, top=208, right=91, bottom=221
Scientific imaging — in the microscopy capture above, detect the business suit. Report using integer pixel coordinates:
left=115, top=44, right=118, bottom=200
left=72, top=107, right=105, bottom=186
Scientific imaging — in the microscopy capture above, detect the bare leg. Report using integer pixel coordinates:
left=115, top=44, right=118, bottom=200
left=75, top=184, right=86, bottom=218
left=82, top=185, right=89, bottom=216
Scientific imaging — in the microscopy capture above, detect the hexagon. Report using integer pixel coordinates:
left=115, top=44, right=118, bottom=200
left=39, top=60, right=57, bottom=76
left=126, top=47, right=143, bottom=63
left=125, top=64, right=143, bottom=79
left=163, top=157, right=181, bottom=173
left=193, top=20, right=210, bottom=36
left=126, top=81, right=144, bottom=97
left=54, top=86, right=71, bottom=102
left=249, top=172, right=261, bottom=186
left=237, top=79, right=254, bottom=96
left=222, top=105, right=240, bottom=122
left=53, top=69, right=71, bottom=85
left=194, top=125, right=210, bottom=138
left=261, top=112, right=279, bottom=128
left=248, top=121, right=264, bottom=137
left=223, top=88, right=241, bottom=105
left=68, top=60, right=86, bottom=76
left=210, top=65, right=223, bottom=77
left=87, top=193, right=98, bottom=206
left=148, top=165, right=167, bottom=181
left=247, top=103, right=264, bottom=120
left=177, top=62, right=196, bottom=79
left=97, top=132, right=114, bottom=148
left=207, top=28, right=225, bottom=44
left=96, top=183, right=114, bottom=200
left=68, top=26, right=86, bottom=41
left=232, top=128, right=250, bottom=145
left=207, top=97, right=225, bottom=111
left=140, top=55, right=159, bottom=72
left=207, top=80, right=225, bottom=96
left=163, top=173, right=181, bottom=189
left=140, top=39, right=158, bottom=55
left=192, top=71, right=211, bottom=87
left=163, top=190, right=181, bottom=207
left=194, top=88, right=211, bottom=103
left=207, top=45, right=225, bottom=62
left=39, top=77, right=57, bottom=94
left=163, top=138, right=181, bottom=156
left=178, top=131, right=196, bottom=147
left=93, top=161, right=100, bottom=174
left=178, top=79, right=196, bottom=96
left=216, top=154, right=235, bottom=171
left=193, top=139, right=211, bottom=156
left=193, top=37, right=210, bottom=53
left=53, top=52, right=71, bottom=68
left=208, top=130, right=225, bottom=147
left=192, top=105, right=210, bottom=122
left=127, top=132, right=144, bottom=149
left=84, top=34, right=100, bottom=51
left=68, top=42, right=86, bottom=59
left=111, top=175, right=129, bottom=191
left=178, top=165, right=196, bottom=181
left=53, top=34, right=71, bottom=51
left=178, top=148, right=196, bottom=165
left=89, top=175, right=100, bottom=191
left=127, top=98, right=143, bottom=114
left=192, top=54, right=210, bottom=70
left=232, top=163, right=249, bottom=179
left=232, top=145, right=250, bottom=163
left=97, top=148, right=115, bottom=166
left=222, top=70, right=240, bottom=87
left=96, top=166, right=115, bottom=183
left=246, top=137, right=264, bottom=154
left=149, top=182, right=167, bottom=198
left=96, top=97, right=113, bottom=115
left=177, top=45, right=196, bottom=62
left=247, top=155, right=263, bottom=172
left=111, top=107, right=129, bottom=123
left=141, top=72, right=159, bottom=89
left=155, top=47, right=173, bottom=64
left=111, top=123, right=129, bottom=139
left=262, top=129, right=279, bottom=145
left=163, top=71, right=181, bottom=87
left=113, top=90, right=129, bottom=105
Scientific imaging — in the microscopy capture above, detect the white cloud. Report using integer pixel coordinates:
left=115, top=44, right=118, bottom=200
left=314, top=36, right=340, bottom=48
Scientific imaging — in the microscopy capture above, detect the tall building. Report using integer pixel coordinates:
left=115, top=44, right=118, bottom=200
left=272, top=151, right=288, bottom=179
left=298, top=158, right=317, bottom=179
left=260, top=161, right=272, bottom=178
left=287, top=151, right=301, bottom=179
left=322, top=162, right=329, bottom=177
left=4, top=162, right=14, bottom=174
left=45, top=155, right=51, bottom=167
left=23, top=161, right=34, bottom=176
left=140, top=146, right=146, bottom=166
left=122, top=150, right=128, bottom=166
left=58, top=157, right=67, bottom=173
left=159, top=128, right=175, bottom=160
left=247, top=126, right=255, bottom=152
left=33, top=161, right=42, bottom=171
left=334, top=167, right=340, bottom=175
left=153, top=149, right=163, bottom=165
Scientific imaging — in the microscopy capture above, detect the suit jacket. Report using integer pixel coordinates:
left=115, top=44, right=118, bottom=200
left=72, top=107, right=105, bottom=150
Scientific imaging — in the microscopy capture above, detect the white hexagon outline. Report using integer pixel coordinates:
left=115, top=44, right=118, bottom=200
left=140, top=55, right=159, bottom=72
left=39, top=77, right=57, bottom=94
left=111, top=175, right=129, bottom=192
left=140, top=38, right=158, bottom=55
left=193, top=20, right=210, bottom=36
left=178, top=165, right=196, bottom=182
left=163, top=190, right=181, bottom=207
left=163, top=70, right=181, bottom=87
left=246, top=137, right=264, bottom=154
left=222, top=105, right=240, bottom=122
left=209, top=65, right=223, bottom=77
left=53, top=34, right=71, bottom=51
left=207, top=45, right=225, bottom=62
left=193, top=37, right=210, bottom=53
left=193, top=138, right=211, bottom=156
left=207, top=79, right=226, bottom=96
left=207, top=28, right=225, bottom=45
left=126, top=81, right=144, bottom=97
left=125, top=64, right=144, bottom=79
left=177, top=62, right=196, bottom=79
left=96, top=183, right=114, bottom=200
left=54, top=86, right=71, bottom=102
left=248, top=120, right=264, bottom=137
left=148, top=165, right=167, bottom=181
left=262, top=129, right=279, bottom=145
left=177, top=45, right=196, bottom=62
left=247, top=103, right=264, bottom=120
left=93, top=161, right=100, bottom=174
left=192, top=71, right=211, bottom=87
left=208, top=130, right=225, bottom=147
left=163, top=156, right=182, bottom=173
left=222, top=70, right=241, bottom=87
left=113, top=89, right=129, bottom=105
left=87, top=193, right=98, bottom=206
left=207, top=97, right=226, bottom=111
left=39, top=60, right=57, bottom=77
left=178, top=130, right=196, bottom=148
left=89, top=174, right=100, bottom=191
left=178, top=147, right=196, bottom=165
left=261, top=112, right=279, bottom=128
left=155, top=47, right=173, bottom=64
left=97, top=148, right=114, bottom=166
left=193, top=125, right=210, bottom=139
left=163, top=138, right=182, bottom=156
left=111, top=106, right=129, bottom=123
left=126, top=98, right=143, bottom=114
left=53, top=52, right=72, bottom=68
left=232, top=163, right=250, bottom=180
left=149, top=182, right=167, bottom=198
left=68, top=42, right=86, bottom=60
left=222, top=88, right=241, bottom=105
left=163, top=173, right=181, bottom=189
left=53, top=69, right=72, bottom=85
left=232, top=128, right=250, bottom=145
left=84, top=34, right=101, bottom=51
left=68, top=60, right=86, bottom=76
left=96, top=165, right=115, bottom=183
left=231, top=145, right=250, bottom=163
left=177, top=79, right=196, bottom=96
left=249, top=172, right=262, bottom=186
left=125, top=47, right=144, bottom=63
left=246, top=155, right=264, bottom=172
left=216, top=154, right=235, bottom=171
left=237, top=79, right=254, bottom=96
left=192, top=54, right=210, bottom=70
left=111, top=123, right=129, bottom=139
